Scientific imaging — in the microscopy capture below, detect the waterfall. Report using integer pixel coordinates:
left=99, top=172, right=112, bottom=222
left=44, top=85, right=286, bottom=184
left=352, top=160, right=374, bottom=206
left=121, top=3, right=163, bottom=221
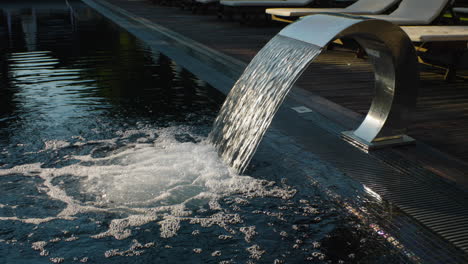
left=209, top=35, right=322, bottom=174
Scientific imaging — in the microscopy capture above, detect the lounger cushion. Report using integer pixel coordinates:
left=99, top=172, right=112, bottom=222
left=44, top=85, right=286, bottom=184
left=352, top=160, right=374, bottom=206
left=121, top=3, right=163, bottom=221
left=363, top=15, right=434, bottom=25
left=402, top=26, right=468, bottom=42
left=345, top=0, right=400, bottom=14
left=266, top=8, right=358, bottom=16
left=357, top=0, right=450, bottom=25
left=377, top=0, right=450, bottom=25
left=453, top=7, right=468, bottom=14
left=266, top=0, right=400, bottom=17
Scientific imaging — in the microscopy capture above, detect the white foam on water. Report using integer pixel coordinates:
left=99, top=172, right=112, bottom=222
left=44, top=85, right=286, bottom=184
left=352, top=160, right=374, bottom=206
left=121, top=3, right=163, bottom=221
left=240, top=226, right=257, bottom=242
left=0, top=127, right=297, bottom=245
left=42, top=140, right=71, bottom=151
left=49, top=257, right=65, bottom=263
left=104, top=239, right=156, bottom=258
left=31, top=241, right=49, bottom=256
left=246, top=244, right=265, bottom=260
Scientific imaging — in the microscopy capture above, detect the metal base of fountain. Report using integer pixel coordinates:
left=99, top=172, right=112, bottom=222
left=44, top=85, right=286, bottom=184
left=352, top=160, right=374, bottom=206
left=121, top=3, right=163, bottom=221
left=341, top=131, right=415, bottom=151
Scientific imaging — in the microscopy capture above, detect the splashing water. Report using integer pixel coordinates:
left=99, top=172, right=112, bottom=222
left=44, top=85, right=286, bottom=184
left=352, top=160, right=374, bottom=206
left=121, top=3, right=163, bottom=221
left=0, top=128, right=295, bottom=215
left=0, top=126, right=418, bottom=263
left=209, top=35, right=322, bottom=173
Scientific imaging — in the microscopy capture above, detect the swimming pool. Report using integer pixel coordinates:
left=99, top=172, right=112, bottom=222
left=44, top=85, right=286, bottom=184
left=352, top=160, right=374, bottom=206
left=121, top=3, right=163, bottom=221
left=0, top=1, right=422, bottom=263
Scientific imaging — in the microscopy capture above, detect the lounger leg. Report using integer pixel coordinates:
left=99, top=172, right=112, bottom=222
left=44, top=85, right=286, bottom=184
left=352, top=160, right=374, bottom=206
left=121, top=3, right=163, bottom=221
left=217, top=5, right=224, bottom=19
left=355, top=48, right=366, bottom=59
left=444, top=52, right=462, bottom=82
left=445, top=68, right=457, bottom=82
left=450, top=9, right=460, bottom=24
left=191, top=2, right=198, bottom=13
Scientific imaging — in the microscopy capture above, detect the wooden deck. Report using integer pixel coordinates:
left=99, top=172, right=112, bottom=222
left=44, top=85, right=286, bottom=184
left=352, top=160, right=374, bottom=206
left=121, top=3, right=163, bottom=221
left=102, top=0, right=468, bottom=179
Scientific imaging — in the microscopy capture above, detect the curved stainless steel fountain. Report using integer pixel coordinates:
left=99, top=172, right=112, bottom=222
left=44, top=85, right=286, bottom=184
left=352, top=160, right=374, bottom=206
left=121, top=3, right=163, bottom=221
left=211, top=13, right=419, bottom=173
left=280, top=14, right=419, bottom=150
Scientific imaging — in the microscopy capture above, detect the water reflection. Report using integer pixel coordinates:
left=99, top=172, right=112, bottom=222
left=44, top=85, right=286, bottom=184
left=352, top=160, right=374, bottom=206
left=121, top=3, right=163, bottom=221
left=0, top=0, right=223, bottom=150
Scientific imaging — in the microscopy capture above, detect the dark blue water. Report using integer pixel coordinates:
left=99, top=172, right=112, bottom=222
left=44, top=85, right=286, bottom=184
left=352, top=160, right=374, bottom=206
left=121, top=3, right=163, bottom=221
left=0, top=1, right=416, bottom=263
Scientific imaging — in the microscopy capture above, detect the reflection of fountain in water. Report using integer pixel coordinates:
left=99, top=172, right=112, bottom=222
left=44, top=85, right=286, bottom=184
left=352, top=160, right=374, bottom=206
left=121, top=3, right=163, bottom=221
left=209, top=35, right=322, bottom=174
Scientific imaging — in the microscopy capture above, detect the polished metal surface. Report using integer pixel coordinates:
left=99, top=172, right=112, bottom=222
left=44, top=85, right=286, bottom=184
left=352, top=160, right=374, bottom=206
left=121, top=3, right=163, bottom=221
left=342, top=131, right=415, bottom=150
left=279, top=14, right=419, bottom=149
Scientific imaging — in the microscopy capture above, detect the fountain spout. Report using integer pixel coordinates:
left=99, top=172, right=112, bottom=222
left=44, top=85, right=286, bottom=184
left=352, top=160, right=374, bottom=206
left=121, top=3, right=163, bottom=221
left=210, top=13, right=419, bottom=173
left=280, top=14, right=419, bottom=150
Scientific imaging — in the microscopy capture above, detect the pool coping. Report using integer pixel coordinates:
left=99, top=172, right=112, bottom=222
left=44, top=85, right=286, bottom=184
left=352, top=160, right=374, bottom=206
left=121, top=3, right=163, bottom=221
left=81, top=0, right=468, bottom=259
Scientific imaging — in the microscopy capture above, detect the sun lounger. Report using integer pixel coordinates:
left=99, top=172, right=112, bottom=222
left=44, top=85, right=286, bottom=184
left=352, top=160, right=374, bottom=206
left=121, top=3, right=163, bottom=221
left=362, top=0, right=454, bottom=25
left=402, top=25, right=468, bottom=42
left=266, top=0, right=400, bottom=22
left=268, top=0, right=454, bottom=25
left=218, top=0, right=316, bottom=21
left=220, top=0, right=314, bottom=7
left=453, top=7, right=468, bottom=23
left=400, top=25, right=468, bottom=80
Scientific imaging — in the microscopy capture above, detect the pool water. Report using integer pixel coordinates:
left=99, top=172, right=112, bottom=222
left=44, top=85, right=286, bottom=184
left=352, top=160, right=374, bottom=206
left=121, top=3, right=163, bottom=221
left=0, top=1, right=415, bottom=263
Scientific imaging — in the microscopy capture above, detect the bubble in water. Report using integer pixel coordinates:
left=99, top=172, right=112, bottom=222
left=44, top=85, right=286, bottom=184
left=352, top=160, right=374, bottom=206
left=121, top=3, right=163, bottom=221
left=246, top=244, right=265, bottom=260
left=239, top=226, right=257, bottom=243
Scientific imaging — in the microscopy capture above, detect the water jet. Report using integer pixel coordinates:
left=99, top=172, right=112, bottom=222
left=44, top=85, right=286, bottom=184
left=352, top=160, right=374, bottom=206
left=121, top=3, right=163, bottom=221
left=210, top=14, right=419, bottom=173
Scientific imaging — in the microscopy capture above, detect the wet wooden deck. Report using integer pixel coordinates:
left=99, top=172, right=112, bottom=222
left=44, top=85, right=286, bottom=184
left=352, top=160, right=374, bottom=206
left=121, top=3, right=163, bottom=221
left=102, top=0, right=468, bottom=180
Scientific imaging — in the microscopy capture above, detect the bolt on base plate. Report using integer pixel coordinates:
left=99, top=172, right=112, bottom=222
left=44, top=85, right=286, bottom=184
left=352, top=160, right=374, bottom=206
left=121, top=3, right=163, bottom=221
left=341, top=131, right=415, bottom=151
